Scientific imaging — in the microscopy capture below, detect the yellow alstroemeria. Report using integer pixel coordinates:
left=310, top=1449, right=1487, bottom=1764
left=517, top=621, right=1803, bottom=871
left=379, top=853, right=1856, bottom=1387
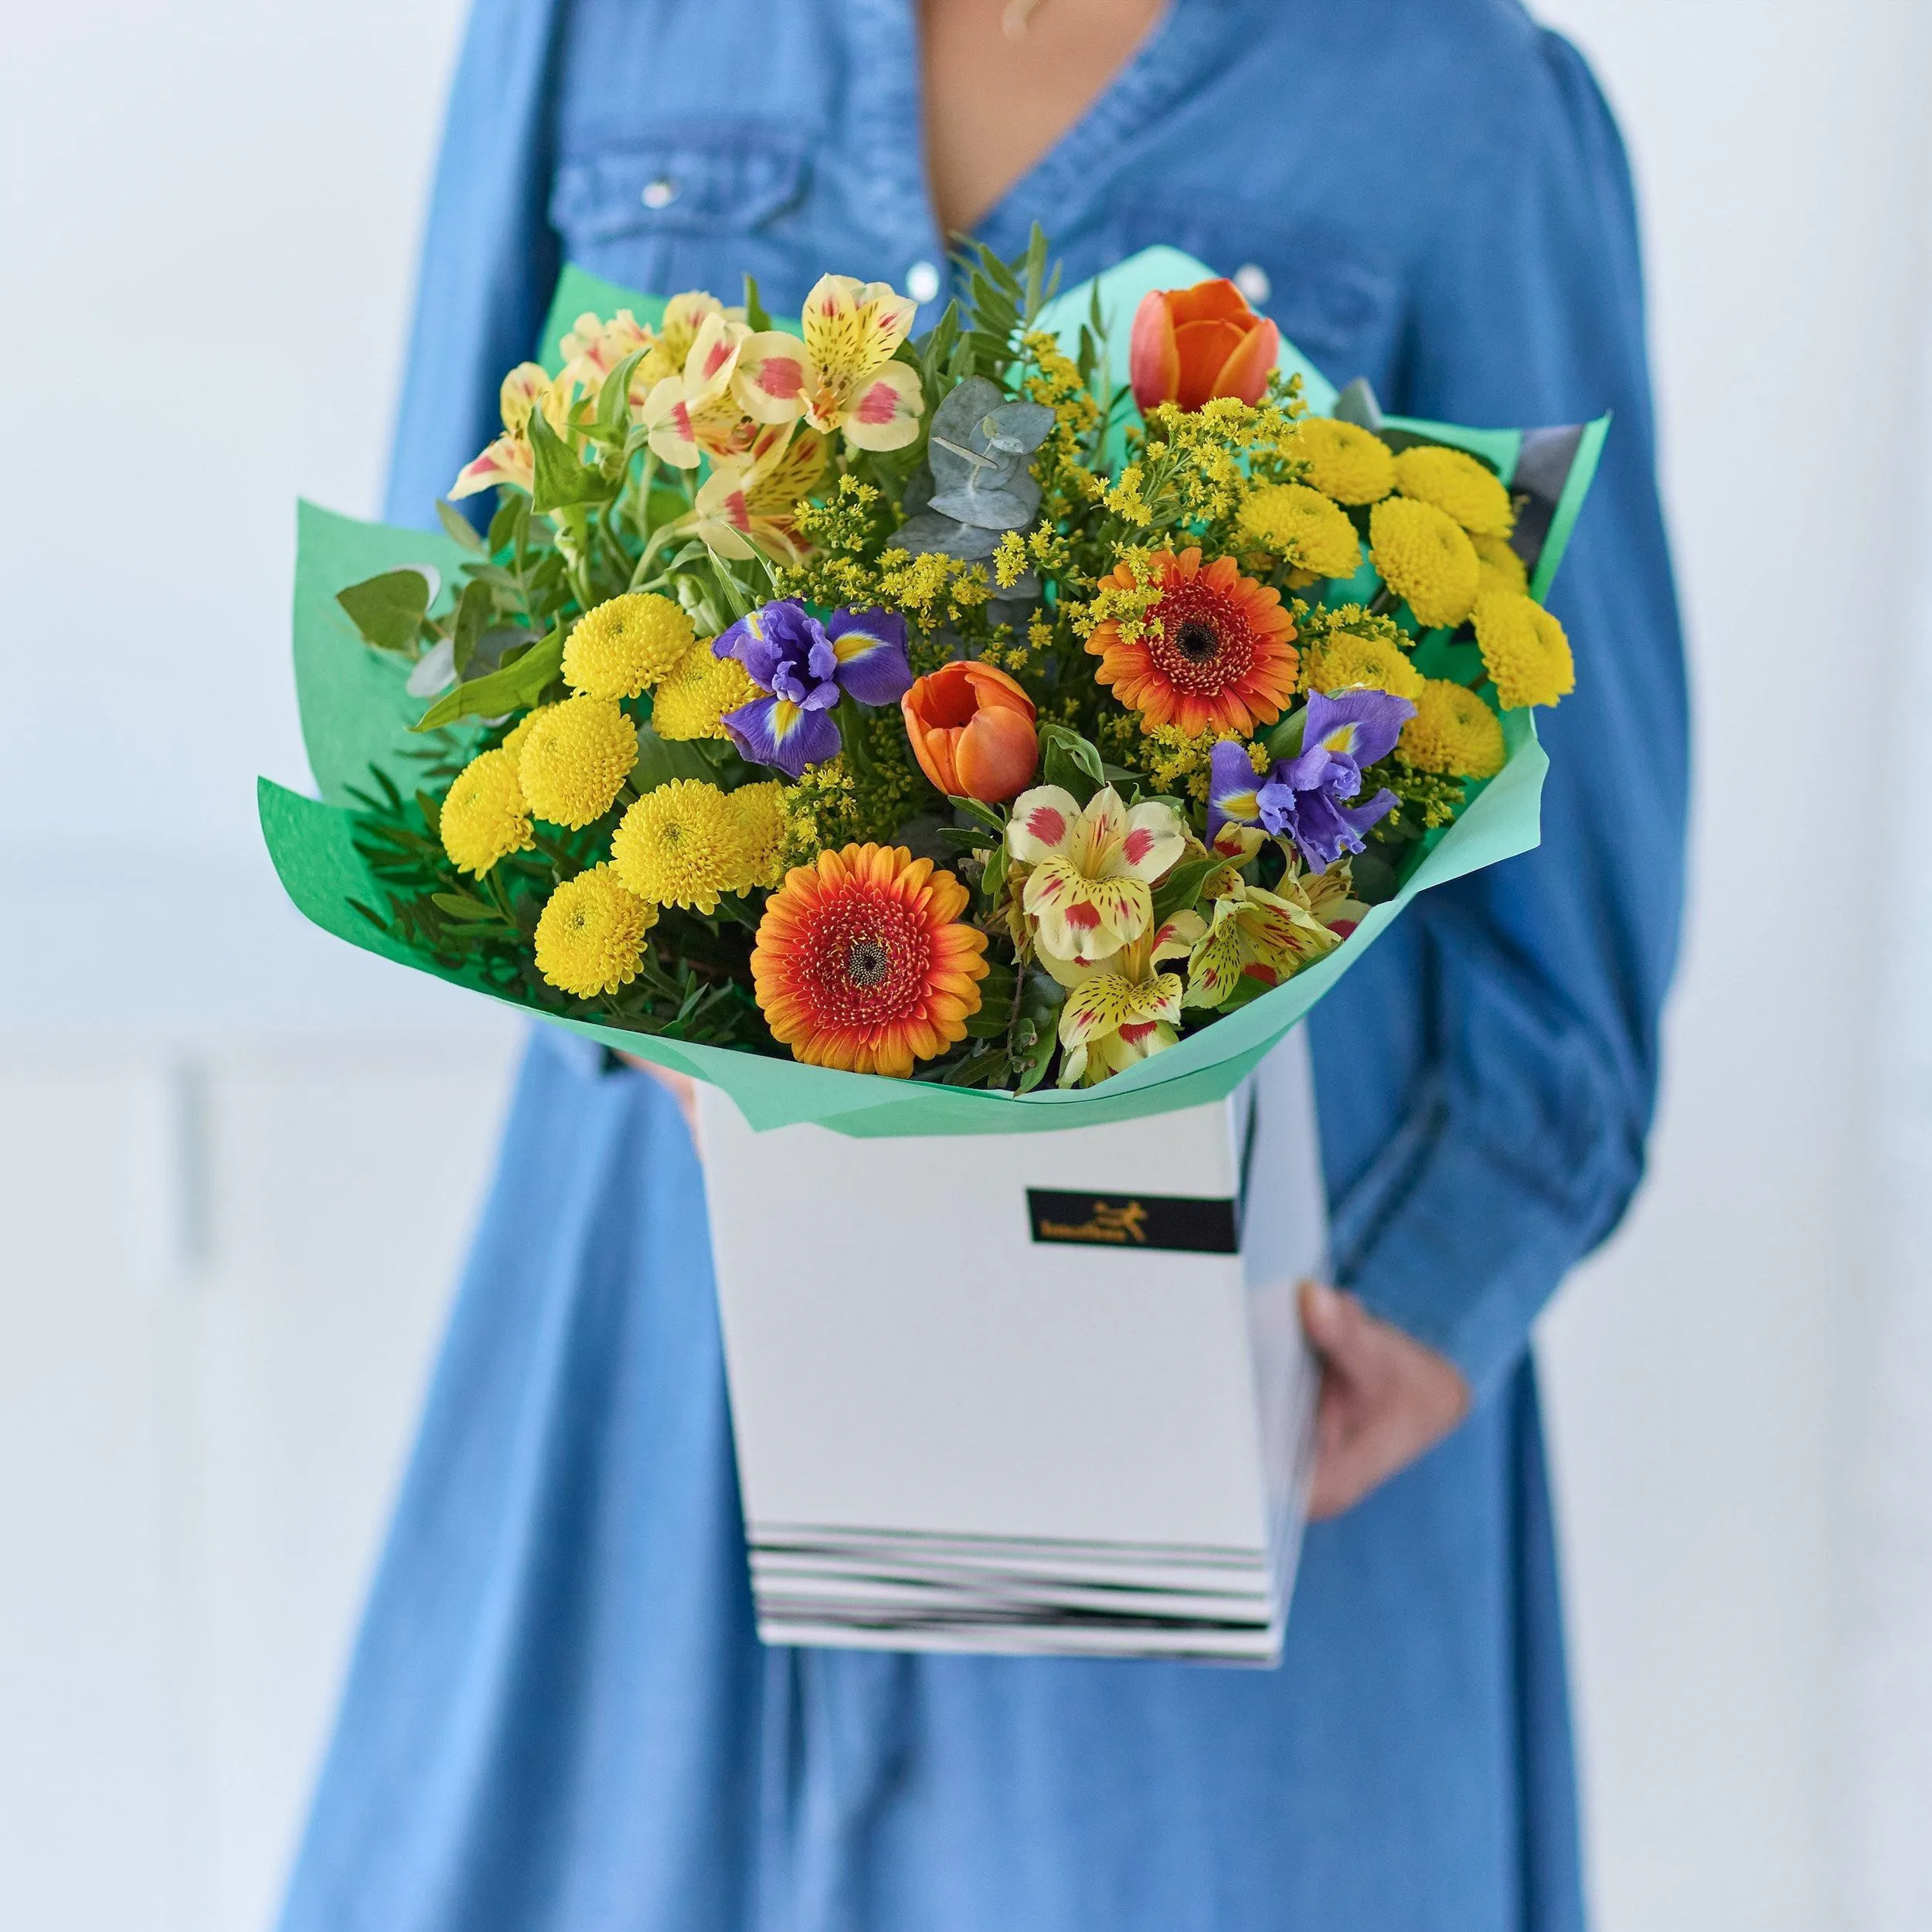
left=653, top=292, right=732, bottom=377
left=1006, top=784, right=1188, bottom=965
left=556, top=308, right=655, bottom=400
left=733, top=274, right=924, bottom=451
left=1056, top=913, right=1206, bottom=1087
left=451, top=362, right=556, bottom=498
left=640, top=311, right=753, bottom=468
left=684, top=421, right=829, bottom=565
left=1183, top=864, right=1365, bottom=1009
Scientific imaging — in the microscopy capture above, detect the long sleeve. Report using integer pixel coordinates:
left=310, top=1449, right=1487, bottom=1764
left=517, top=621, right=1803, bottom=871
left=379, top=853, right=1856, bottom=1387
left=1332, top=29, right=1690, bottom=1401
left=383, top=0, right=568, bottom=527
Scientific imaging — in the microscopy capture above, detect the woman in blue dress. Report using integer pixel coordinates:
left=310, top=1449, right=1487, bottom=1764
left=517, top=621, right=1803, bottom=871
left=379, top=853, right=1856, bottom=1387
left=280, top=3, right=1686, bottom=1927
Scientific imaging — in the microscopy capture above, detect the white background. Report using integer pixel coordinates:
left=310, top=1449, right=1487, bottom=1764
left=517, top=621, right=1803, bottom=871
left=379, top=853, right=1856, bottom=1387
left=3, top=2, right=1930, bottom=1928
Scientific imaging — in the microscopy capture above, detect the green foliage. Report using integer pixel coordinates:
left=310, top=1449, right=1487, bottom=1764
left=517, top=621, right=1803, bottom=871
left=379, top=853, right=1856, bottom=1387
left=337, top=568, right=434, bottom=654
left=413, top=630, right=563, bottom=731
left=527, top=406, right=611, bottom=512
left=1151, top=855, right=1224, bottom=925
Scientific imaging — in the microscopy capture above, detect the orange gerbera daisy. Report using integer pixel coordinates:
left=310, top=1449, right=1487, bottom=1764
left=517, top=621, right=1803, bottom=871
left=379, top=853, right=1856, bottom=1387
left=750, top=844, right=989, bottom=1077
left=1086, top=548, right=1298, bottom=736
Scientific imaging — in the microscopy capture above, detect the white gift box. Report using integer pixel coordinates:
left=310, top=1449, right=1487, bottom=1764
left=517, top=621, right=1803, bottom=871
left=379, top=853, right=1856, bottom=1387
left=696, top=1029, right=1326, bottom=1665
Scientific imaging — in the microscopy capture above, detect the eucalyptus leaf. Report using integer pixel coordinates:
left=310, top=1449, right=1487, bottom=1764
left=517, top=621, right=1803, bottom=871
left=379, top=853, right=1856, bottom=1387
left=461, top=624, right=527, bottom=682
left=892, top=509, right=1002, bottom=560
left=1333, top=377, right=1386, bottom=432
left=927, top=480, right=1039, bottom=530
left=405, top=637, right=457, bottom=697
left=435, top=498, right=486, bottom=553
left=487, top=493, right=526, bottom=556
left=451, top=577, right=494, bottom=674
left=337, top=567, right=434, bottom=653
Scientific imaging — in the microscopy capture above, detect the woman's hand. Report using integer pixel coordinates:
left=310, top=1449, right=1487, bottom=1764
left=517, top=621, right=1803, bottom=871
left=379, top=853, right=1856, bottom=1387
left=1300, top=1280, right=1470, bottom=1520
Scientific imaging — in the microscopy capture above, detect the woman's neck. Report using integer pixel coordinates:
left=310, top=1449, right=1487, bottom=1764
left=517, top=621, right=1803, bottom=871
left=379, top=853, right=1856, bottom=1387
left=920, top=0, right=1168, bottom=236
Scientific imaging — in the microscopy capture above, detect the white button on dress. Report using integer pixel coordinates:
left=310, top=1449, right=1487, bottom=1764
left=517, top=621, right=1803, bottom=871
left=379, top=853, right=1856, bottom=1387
left=641, top=178, right=679, bottom=209
left=1233, top=262, right=1271, bottom=304
left=906, top=259, right=942, bottom=303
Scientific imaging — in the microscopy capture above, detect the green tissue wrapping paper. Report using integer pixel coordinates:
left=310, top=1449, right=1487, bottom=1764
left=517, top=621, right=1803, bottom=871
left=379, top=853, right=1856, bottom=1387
left=260, top=249, right=1605, bottom=1137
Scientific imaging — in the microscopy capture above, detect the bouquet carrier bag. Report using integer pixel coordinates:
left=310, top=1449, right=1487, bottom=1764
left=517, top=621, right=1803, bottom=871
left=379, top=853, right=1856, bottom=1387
left=698, top=1026, right=1325, bottom=1663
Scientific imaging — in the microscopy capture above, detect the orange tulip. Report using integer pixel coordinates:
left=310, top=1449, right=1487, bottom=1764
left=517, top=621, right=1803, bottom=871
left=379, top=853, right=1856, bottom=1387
left=1129, top=278, right=1280, bottom=415
left=902, top=661, right=1039, bottom=803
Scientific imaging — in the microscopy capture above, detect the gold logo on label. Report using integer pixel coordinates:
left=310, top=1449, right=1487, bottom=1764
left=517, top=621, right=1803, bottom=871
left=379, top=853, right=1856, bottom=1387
left=1036, top=1199, right=1149, bottom=1245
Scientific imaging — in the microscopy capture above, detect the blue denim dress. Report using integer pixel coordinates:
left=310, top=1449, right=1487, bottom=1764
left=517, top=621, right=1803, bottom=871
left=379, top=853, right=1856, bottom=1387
left=279, top=4, right=1687, bottom=1927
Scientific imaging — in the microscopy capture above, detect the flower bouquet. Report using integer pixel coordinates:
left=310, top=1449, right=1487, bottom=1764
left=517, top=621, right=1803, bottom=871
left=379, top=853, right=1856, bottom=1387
left=261, top=237, right=1604, bottom=1657
left=262, top=237, right=1603, bottom=1141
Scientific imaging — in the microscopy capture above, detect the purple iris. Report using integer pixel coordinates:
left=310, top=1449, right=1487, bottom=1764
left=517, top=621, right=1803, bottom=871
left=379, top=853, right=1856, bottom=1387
left=711, top=599, right=913, bottom=780
left=1208, top=689, right=1416, bottom=872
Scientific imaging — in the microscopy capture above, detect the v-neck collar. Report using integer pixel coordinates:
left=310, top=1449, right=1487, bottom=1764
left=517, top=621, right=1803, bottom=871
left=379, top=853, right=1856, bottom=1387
left=844, top=0, right=1236, bottom=284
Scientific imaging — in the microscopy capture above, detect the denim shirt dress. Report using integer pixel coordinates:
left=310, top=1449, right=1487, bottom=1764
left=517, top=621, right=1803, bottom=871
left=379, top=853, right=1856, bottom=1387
left=278, top=3, right=1688, bottom=1928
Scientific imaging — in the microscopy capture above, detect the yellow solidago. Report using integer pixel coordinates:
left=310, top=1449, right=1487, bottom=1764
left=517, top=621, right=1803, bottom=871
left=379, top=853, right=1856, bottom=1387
left=1369, top=497, right=1481, bottom=630
left=1104, top=462, right=1155, bottom=528
left=1136, top=721, right=1249, bottom=807
left=1400, top=679, right=1506, bottom=780
left=776, top=760, right=860, bottom=868
left=1472, top=531, right=1529, bottom=597
left=1306, top=626, right=1426, bottom=701
left=727, top=781, right=787, bottom=890
left=563, top=593, right=694, bottom=699
left=1472, top=590, right=1575, bottom=709
left=611, top=778, right=740, bottom=913
left=1394, top=444, right=1515, bottom=539
left=1080, top=545, right=1163, bottom=647
left=440, top=747, right=533, bottom=876
left=651, top=642, right=757, bottom=741
left=993, top=529, right=1030, bottom=590
left=874, top=548, right=991, bottom=628
left=1289, top=418, right=1396, bottom=505
left=534, top=865, right=658, bottom=997
left=1237, top=482, right=1363, bottom=580
left=517, top=696, right=637, bottom=828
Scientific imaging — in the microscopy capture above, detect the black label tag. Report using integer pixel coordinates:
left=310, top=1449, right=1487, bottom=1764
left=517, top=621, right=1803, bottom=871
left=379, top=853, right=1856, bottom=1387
left=1026, top=1190, right=1240, bottom=1255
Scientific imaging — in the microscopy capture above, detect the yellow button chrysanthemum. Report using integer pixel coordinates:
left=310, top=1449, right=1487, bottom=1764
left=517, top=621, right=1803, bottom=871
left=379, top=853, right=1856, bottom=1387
left=1473, top=590, right=1575, bottom=709
left=1394, top=444, right=1515, bottom=539
left=498, top=706, right=546, bottom=760
left=650, top=641, right=759, bottom=741
left=725, top=781, right=787, bottom=893
left=517, top=695, right=638, bottom=828
left=1288, top=417, right=1396, bottom=505
left=439, top=747, right=533, bottom=876
left=1400, top=679, right=1506, bottom=780
left=533, top=864, right=659, bottom=997
left=1236, top=483, right=1363, bottom=580
left=563, top=592, right=695, bottom=699
left=1471, top=531, right=1528, bottom=594
left=1369, top=497, right=1481, bottom=631
left=611, top=777, right=739, bottom=913
left=1306, top=628, right=1426, bottom=701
